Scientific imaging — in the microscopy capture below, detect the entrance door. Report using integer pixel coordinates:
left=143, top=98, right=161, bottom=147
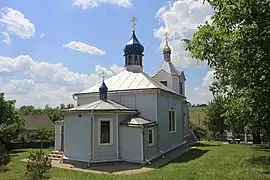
left=60, top=125, right=64, bottom=151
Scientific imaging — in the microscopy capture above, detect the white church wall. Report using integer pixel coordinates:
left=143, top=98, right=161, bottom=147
left=153, top=70, right=172, bottom=89
left=93, top=114, right=118, bottom=161
left=76, top=90, right=157, bottom=121
left=119, top=125, right=143, bottom=163
left=143, top=125, right=159, bottom=161
left=63, top=113, right=91, bottom=162
left=172, top=76, right=180, bottom=94
left=157, top=91, right=185, bottom=152
left=54, top=123, right=61, bottom=151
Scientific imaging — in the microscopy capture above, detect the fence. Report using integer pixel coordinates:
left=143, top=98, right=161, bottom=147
left=10, top=141, right=54, bottom=149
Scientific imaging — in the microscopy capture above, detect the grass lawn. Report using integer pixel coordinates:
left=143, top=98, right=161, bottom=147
left=1, top=141, right=269, bottom=180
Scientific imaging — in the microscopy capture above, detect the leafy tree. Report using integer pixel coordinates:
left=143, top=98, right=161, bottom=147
left=33, top=128, right=55, bottom=148
left=0, top=93, right=25, bottom=149
left=44, top=105, right=63, bottom=122
left=204, top=95, right=228, bottom=139
left=184, top=0, right=270, bottom=144
left=25, top=150, right=52, bottom=180
left=0, top=143, right=10, bottom=172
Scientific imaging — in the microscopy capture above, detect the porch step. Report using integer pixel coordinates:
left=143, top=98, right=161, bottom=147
left=48, top=150, right=64, bottom=162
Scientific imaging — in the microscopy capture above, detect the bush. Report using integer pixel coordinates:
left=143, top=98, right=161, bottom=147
left=0, top=143, right=10, bottom=172
left=25, top=150, right=52, bottom=180
left=189, top=122, right=207, bottom=140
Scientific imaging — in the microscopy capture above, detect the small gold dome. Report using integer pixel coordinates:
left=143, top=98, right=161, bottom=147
left=163, top=43, right=171, bottom=53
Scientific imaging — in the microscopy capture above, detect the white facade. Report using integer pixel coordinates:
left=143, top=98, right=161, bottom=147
left=77, top=90, right=158, bottom=122
left=54, top=28, right=190, bottom=165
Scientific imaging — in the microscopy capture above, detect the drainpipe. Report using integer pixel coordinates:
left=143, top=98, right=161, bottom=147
left=141, top=125, right=145, bottom=164
left=156, top=90, right=162, bottom=157
left=89, top=110, right=94, bottom=167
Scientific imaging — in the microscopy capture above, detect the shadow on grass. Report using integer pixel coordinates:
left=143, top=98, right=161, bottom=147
left=171, top=148, right=209, bottom=164
left=248, top=156, right=270, bottom=175
left=194, top=143, right=220, bottom=147
left=253, top=144, right=270, bottom=152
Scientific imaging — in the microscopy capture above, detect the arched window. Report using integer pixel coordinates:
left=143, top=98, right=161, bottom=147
left=125, top=56, right=128, bottom=66
left=128, top=56, right=132, bottom=65
left=139, top=56, right=142, bottom=66
left=134, top=55, right=139, bottom=65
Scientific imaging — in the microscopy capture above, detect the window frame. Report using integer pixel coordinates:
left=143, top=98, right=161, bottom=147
left=160, top=81, right=168, bottom=87
left=169, top=110, right=176, bottom=133
left=148, top=128, right=154, bottom=147
left=184, top=113, right=187, bottom=126
left=179, top=81, right=183, bottom=94
left=98, top=119, right=113, bottom=146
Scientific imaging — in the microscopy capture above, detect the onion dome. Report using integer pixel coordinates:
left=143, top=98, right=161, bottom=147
left=99, top=81, right=108, bottom=101
left=124, top=31, right=144, bottom=56
left=163, top=43, right=171, bottom=54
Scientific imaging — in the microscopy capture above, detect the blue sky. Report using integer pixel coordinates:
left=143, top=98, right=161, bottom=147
left=0, top=0, right=214, bottom=107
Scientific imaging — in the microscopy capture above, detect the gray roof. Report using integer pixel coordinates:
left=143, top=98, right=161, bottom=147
left=67, top=99, right=137, bottom=112
left=24, top=115, right=54, bottom=130
left=154, top=60, right=185, bottom=78
left=122, top=116, right=154, bottom=125
left=77, top=70, right=175, bottom=95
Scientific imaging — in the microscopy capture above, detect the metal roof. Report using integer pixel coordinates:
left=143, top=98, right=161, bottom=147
left=122, top=116, right=154, bottom=125
left=79, top=70, right=175, bottom=94
left=67, top=99, right=136, bottom=112
left=157, top=60, right=182, bottom=76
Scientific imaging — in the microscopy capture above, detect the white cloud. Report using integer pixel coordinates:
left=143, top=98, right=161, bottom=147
left=0, top=8, right=35, bottom=39
left=154, top=0, right=213, bottom=69
left=0, top=55, right=123, bottom=107
left=72, top=0, right=132, bottom=9
left=1, top=32, right=11, bottom=44
left=40, top=33, right=45, bottom=39
left=63, top=41, right=106, bottom=56
left=189, top=69, right=214, bottom=104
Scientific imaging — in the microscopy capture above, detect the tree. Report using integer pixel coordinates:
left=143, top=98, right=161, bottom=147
left=184, top=0, right=270, bottom=144
left=0, top=143, right=10, bottom=172
left=25, top=150, right=52, bottom=180
left=204, top=95, right=228, bottom=139
left=33, top=128, right=55, bottom=148
left=0, top=93, right=25, bottom=149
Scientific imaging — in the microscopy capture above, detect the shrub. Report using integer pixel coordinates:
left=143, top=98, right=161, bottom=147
left=0, top=143, right=10, bottom=172
left=189, top=122, right=207, bottom=140
left=25, top=150, right=52, bottom=180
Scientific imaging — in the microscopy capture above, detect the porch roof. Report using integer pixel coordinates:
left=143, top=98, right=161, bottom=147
left=65, top=100, right=137, bottom=112
left=122, top=116, right=155, bottom=125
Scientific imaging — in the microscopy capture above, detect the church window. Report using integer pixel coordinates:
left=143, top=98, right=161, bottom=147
left=179, top=82, right=183, bottom=94
left=184, top=113, right=187, bottom=126
left=99, top=119, right=113, bottom=145
left=169, top=110, right=176, bottom=132
left=148, top=128, right=154, bottom=146
left=128, top=56, right=132, bottom=65
left=160, top=81, right=167, bottom=87
left=139, top=56, right=142, bottom=66
left=134, top=55, right=139, bottom=65
left=125, top=57, right=128, bottom=66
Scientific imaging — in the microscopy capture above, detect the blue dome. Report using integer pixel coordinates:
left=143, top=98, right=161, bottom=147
left=99, top=81, right=108, bottom=93
left=124, top=31, right=144, bottom=56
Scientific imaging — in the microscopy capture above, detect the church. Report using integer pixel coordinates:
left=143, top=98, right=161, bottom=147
left=54, top=17, right=190, bottom=165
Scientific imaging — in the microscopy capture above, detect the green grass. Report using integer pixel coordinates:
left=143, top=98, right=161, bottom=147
left=1, top=142, right=270, bottom=180
left=190, top=107, right=206, bottom=126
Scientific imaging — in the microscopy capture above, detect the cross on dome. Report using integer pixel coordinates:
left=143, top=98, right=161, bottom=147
left=165, top=32, right=169, bottom=44
left=131, top=16, right=137, bottom=32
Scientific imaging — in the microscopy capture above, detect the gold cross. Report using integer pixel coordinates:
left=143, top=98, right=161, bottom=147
left=131, top=16, right=137, bottom=31
left=101, top=71, right=105, bottom=81
left=165, top=32, right=169, bottom=44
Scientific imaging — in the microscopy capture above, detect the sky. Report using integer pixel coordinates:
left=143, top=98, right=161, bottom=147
left=0, top=0, right=214, bottom=108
